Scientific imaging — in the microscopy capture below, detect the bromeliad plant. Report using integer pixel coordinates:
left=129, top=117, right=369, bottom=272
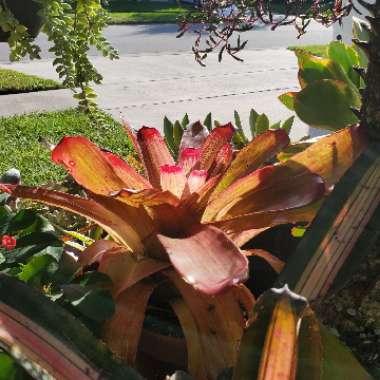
left=0, top=120, right=366, bottom=379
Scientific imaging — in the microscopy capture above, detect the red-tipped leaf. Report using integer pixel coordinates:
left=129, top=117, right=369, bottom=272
left=183, top=170, right=208, bottom=196
left=198, top=123, right=235, bottom=171
left=52, top=136, right=150, bottom=194
left=178, top=147, right=201, bottom=174
left=160, top=165, right=187, bottom=198
left=137, top=127, right=175, bottom=188
left=213, top=129, right=290, bottom=195
left=203, top=165, right=326, bottom=222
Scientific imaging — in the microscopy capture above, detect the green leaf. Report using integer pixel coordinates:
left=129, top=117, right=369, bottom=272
left=320, top=325, right=372, bottom=380
left=0, top=207, right=12, bottom=235
left=279, top=92, right=296, bottom=111
left=232, top=131, right=247, bottom=149
left=352, top=17, right=370, bottom=43
left=249, top=108, right=259, bottom=137
left=0, top=353, right=29, bottom=380
left=327, top=41, right=361, bottom=87
left=203, top=112, right=212, bottom=131
left=163, top=116, right=175, bottom=152
left=270, top=121, right=281, bottom=130
left=5, top=232, right=61, bottom=264
left=281, top=116, right=295, bottom=134
left=291, top=226, right=306, bottom=238
left=254, top=114, right=269, bottom=136
left=234, top=110, right=243, bottom=131
left=15, top=25, right=27, bottom=34
left=295, top=50, right=354, bottom=88
left=62, top=284, right=115, bottom=322
left=233, top=110, right=248, bottom=148
left=18, top=254, right=55, bottom=283
left=9, top=209, right=54, bottom=236
left=293, top=79, right=360, bottom=130
left=173, top=120, right=184, bottom=153
left=214, top=120, right=222, bottom=128
left=181, top=113, right=190, bottom=129
left=352, top=18, right=370, bottom=67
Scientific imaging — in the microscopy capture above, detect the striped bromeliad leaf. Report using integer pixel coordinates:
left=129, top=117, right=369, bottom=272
left=0, top=274, right=142, bottom=380
left=277, top=142, right=380, bottom=301
left=233, top=285, right=372, bottom=380
left=0, top=123, right=365, bottom=375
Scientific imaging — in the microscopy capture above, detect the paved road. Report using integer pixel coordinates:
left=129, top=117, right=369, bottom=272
left=0, top=23, right=332, bottom=140
left=0, top=22, right=332, bottom=60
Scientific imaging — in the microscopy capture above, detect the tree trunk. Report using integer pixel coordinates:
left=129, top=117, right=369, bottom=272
left=359, top=0, right=380, bottom=140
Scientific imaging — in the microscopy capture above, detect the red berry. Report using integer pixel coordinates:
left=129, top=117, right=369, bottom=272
left=1, top=235, right=17, bottom=251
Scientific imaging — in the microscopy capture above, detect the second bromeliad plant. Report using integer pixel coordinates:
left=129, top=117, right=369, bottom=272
left=0, top=114, right=369, bottom=378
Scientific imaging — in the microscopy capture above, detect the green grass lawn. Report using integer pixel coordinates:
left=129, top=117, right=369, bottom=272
left=0, top=68, right=62, bottom=95
left=288, top=44, right=328, bottom=58
left=105, top=0, right=193, bottom=24
left=0, top=109, right=134, bottom=186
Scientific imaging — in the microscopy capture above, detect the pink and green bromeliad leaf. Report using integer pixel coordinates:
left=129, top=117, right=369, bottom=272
left=0, top=122, right=366, bottom=297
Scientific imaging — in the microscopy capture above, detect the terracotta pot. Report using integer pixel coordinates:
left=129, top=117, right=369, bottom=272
left=0, top=0, right=43, bottom=42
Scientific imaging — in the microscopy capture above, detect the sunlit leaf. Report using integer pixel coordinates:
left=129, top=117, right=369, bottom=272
left=160, top=165, right=187, bottom=198
left=249, top=108, right=260, bottom=137
left=157, top=225, right=248, bottom=295
left=52, top=136, right=150, bottom=194
left=281, top=116, right=295, bottom=135
left=278, top=92, right=295, bottom=111
left=212, top=129, right=289, bottom=194
left=204, top=165, right=325, bottom=222
left=295, top=50, right=353, bottom=88
left=327, top=41, right=361, bottom=87
left=292, top=79, right=360, bottom=130
left=137, top=127, right=175, bottom=188
left=255, top=114, right=270, bottom=136
left=234, top=286, right=307, bottom=380
left=198, top=123, right=234, bottom=171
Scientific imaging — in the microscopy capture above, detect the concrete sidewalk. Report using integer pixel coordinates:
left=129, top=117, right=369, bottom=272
left=0, top=48, right=321, bottom=141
